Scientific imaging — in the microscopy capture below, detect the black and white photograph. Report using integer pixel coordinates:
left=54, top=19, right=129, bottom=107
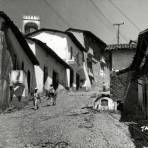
left=0, top=0, right=147, bottom=147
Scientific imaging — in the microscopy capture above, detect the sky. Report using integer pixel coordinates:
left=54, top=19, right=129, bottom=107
left=0, top=0, right=148, bottom=44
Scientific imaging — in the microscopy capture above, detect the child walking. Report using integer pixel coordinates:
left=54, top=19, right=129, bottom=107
left=48, top=84, right=57, bottom=106
left=32, top=88, right=40, bottom=110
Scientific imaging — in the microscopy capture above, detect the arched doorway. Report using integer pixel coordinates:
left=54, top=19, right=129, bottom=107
left=101, top=99, right=108, bottom=106
left=24, top=22, right=38, bottom=34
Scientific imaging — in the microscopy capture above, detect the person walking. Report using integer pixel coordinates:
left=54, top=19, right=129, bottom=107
left=49, top=84, right=57, bottom=106
left=32, top=88, right=40, bottom=110
left=9, top=84, right=14, bottom=108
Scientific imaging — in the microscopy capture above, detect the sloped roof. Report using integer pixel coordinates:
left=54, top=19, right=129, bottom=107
left=0, top=11, right=39, bottom=65
left=105, top=43, right=137, bottom=51
left=130, top=29, right=148, bottom=75
left=66, top=28, right=106, bottom=48
left=66, top=29, right=85, bottom=48
left=116, top=29, right=148, bottom=76
left=27, top=37, right=72, bottom=70
left=25, top=28, right=86, bottom=52
left=66, top=32, right=87, bottom=52
left=25, top=28, right=65, bottom=36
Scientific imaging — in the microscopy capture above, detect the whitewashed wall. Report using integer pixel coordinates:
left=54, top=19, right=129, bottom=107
left=27, top=40, right=68, bottom=93
left=31, top=32, right=68, bottom=60
left=7, top=28, right=36, bottom=94
left=30, top=31, right=86, bottom=89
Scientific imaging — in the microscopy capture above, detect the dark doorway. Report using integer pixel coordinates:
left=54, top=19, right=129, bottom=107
left=76, top=73, right=80, bottom=90
left=70, top=70, right=74, bottom=87
left=43, top=66, right=48, bottom=85
left=143, top=81, right=147, bottom=119
left=52, top=71, right=59, bottom=90
left=21, top=62, right=24, bottom=70
left=27, top=70, right=31, bottom=93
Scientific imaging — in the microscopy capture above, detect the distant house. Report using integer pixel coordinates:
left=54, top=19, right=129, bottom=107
left=26, top=37, right=72, bottom=93
left=0, top=12, right=39, bottom=109
left=105, top=43, right=136, bottom=103
left=105, top=43, right=137, bottom=71
left=25, top=28, right=86, bottom=90
left=66, top=28, right=107, bottom=91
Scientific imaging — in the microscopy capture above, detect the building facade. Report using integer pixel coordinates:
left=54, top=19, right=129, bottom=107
left=121, top=30, right=148, bottom=120
left=25, top=29, right=85, bottom=90
left=0, top=12, right=39, bottom=109
left=66, top=28, right=107, bottom=91
left=27, top=38, right=72, bottom=93
left=22, top=17, right=107, bottom=91
left=105, top=44, right=136, bottom=103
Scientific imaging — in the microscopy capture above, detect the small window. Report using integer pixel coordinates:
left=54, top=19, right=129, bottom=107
left=70, top=47, right=73, bottom=59
left=21, top=62, right=24, bottom=70
left=13, top=54, right=17, bottom=70
left=77, top=52, right=80, bottom=65
left=74, top=52, right=80, bottom=65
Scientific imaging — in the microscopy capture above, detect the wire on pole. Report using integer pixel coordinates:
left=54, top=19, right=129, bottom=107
left=113, top=22, right=124, bottom=45
left=89, top=0, right=129, bottom=42
left=43, top=0, right=72, bottom=27
left=108, top=0, right=141, bottom=31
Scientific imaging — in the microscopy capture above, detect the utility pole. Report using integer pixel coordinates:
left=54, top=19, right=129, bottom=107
left=113, top=22, right=124, bottom=45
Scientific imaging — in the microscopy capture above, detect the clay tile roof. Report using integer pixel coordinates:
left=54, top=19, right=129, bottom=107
left=105, top=43, right=137, bottom=51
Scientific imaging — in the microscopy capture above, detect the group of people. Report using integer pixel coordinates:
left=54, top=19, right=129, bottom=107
left=9, top=83, right=57, bottom=110
left=32, top=84, right=57, bottom=110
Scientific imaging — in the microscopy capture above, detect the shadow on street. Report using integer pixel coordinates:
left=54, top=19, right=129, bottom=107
left=120, top=110, right=148, bottom=148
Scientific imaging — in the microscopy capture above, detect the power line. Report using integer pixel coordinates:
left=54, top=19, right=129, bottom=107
left=89, top=0, right=113, bottom=28
left=43, top=0, right=72, bottom=27
left=89, top=0, right=129, bottom=42
left=108, top=0, right=141, bottom=31
left=87, top=0, right=119, bottom=42
left=88, top=1, right=115, bottom=35
left=89, top=0, right=128, bottom=42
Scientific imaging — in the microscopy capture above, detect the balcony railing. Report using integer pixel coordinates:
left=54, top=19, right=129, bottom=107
left=67, top=59, right=77, bottom=65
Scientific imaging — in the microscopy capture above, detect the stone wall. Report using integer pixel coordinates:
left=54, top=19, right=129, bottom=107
left=122, top=79, right=146, bottom=121
left=0, top=31, right=12, bottom=109
left=110, top=72, right=129, bottom=102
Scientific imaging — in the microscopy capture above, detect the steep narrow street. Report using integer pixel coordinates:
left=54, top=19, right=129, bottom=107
left=1, top=1, right=148, bottom=148
left=0, top=91, right=135, bottom=148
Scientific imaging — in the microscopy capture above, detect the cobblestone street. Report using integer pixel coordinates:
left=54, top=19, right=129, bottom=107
left=0, top=92, right=135, bottom=148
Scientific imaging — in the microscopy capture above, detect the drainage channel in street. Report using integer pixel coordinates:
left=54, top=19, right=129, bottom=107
left=25, top=141, right=70, bottom=148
